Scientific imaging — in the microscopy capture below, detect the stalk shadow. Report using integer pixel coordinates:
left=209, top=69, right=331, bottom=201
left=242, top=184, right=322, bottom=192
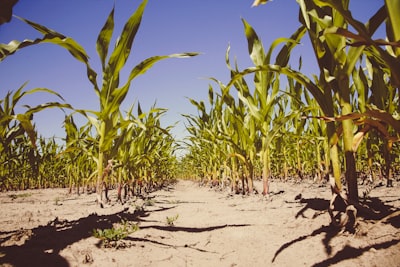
left=0, top=206, right=173, bottom=267
left=311, top=239, right=400, bottom=267
left=125, top=236, right=218, bottom=253
left=140, top=224, right=251, bottom=233
left=272, top=195, right=400, bottom=265
left=271, top=224, right=339, bottom=263
left=361, top=196, right=400, bottom=223
left=295, top=198, right=329, bottom=218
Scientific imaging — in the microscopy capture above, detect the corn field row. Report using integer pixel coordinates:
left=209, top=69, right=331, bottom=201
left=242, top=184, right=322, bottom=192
left=1, top=0, right=399, bottom=212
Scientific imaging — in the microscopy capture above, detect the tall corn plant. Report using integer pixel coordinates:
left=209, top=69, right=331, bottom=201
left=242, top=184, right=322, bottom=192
left=207, top=84, right=259, bottom=191
left=296, top=0, right=400, bottom=201
left=250, top=0, right=399, bottom=202
left=224, top=19, right=307, bottom=195
left=2, top=0, right=198, bottom=201
left=347, top=1, right=400, bottom=185
left=299, top=0, right=358, bottom=202
left=65, top=0, right=198, bottom=206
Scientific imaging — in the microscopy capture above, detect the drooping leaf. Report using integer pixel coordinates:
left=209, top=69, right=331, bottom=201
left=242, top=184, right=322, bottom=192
left=6, top=16, right=100, bottom=93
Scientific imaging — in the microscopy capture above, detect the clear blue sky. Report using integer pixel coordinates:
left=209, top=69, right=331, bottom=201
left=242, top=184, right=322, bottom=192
left=0, top=0, right=384, bottom=143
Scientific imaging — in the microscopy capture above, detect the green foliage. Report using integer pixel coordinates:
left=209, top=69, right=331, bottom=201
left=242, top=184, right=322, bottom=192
left=0, top=0, right=197, bottom=194
left=144, top=198, right=155, bottom=206
left=0, top=85, right=72, bottom=190
left=61, top=0, right=199, bottom=205
left=184, top=0, right=399, bottom=203
left=53, top=197, right=62, bottom=206
left=92, top=220, right=139, bottom=243
left=166, top=214, right=179, bottom=226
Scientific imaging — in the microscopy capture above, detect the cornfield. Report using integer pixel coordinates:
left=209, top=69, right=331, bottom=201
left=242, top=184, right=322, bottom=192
left=1, top=0, right=399, bottom=228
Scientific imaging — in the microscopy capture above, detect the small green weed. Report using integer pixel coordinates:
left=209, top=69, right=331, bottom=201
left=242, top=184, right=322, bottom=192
left=144, top=198, right=155, bottom=206
left=166, top=214, right=179, bottom=226
left=133, top=203, right=144, bottom=212
left=92, top=220, right=139, bottom=247
left=54, top=197, right=62, bottom=206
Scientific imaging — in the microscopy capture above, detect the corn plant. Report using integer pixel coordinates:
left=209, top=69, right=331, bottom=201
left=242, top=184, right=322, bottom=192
left=2, top=0, right=198, bottom=200
left=202, top=85, right=256, bottom=191
left=70, top=0, right=198, bottom=206
left=243, top=0, right=399, bottom=204
left=36, top=136, right=66, bottom=189
left=0, top=84, right=73, bottom=189
left=184, top=100, right=223, bottom=185
left=184, top=82, right=258, bottom=191
left=295, top=0, right=400, bottom=201
left=222, top=19, right=309, bottom=195
left=61, top=115, right=97, bottom=194
left=184, top=31, right=311, bottom=194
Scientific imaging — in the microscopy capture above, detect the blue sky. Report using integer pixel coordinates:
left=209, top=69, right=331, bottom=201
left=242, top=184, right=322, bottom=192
left=0, top=0, right=384, bottom=143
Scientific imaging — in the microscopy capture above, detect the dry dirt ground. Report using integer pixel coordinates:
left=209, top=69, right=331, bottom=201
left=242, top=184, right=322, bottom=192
left=0, top=179, right=399, bottom=267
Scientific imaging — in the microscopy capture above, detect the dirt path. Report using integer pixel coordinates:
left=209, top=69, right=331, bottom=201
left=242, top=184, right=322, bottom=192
left=0, top=180, right=399, bottom=266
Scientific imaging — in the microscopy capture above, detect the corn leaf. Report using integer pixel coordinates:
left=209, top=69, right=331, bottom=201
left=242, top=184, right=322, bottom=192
left=96, top=7, right=115, bottom=71
left=107, top=0, right=148, bottom=82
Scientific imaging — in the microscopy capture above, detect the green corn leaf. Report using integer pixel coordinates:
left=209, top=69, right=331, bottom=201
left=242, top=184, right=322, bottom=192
left=9, top=82, right=28, bottom=109
left=107, top=0, right=148, bottom=82
left=126, top=53, right=199, bottom=85
left=64, top=115, right=79, bottom=144
left=96, top=7, right=115, bottom=71
left=87, top=116, right=100, bottom=134
left=15, top=113, right=36, bottom=147
left=14, top=87, right=66, bottom=106
left=237, top=91, right=262, bottom=122
left=275, top=26, right=307, bottom=66
left=227, top=64, right=328, bottom=115
left=385, top=0, right=400, bottom=56
left=352, top=66, right=367, bottom=113
left=26, top=102, right=73, bottom=115
left=107, top=53, right=198, bottom=116
left=137, top=102, right=143, bottom=117
left=242, top=18, right=265, bottom=66
left=208, top=85, right=214, bottom=106
left=7, top=16, right=100, bottom=93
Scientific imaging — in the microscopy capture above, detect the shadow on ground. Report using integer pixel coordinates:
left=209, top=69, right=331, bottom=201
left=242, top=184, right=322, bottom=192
left=0, top=201, right=251, bottom=267
left=0, top=203, right=177, bottom=266
left=0, top=207, right=150, bottom=266
left=272, top=196, right=400, bottom=266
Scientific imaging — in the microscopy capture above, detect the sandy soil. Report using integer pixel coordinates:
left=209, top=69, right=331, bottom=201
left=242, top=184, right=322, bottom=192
left=0, top=179, right=399, bottom=267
